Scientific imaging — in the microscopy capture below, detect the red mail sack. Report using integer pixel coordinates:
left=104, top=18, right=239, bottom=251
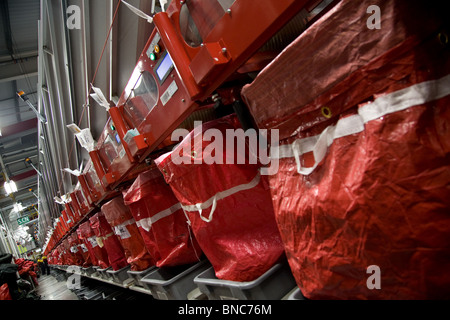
left=155, top=115, right=285, bottom=281
left=89, top=212, right=128, bottom=271
left=101, top=196, right=155, bottom=271
left=123, top=168, right=203, bottom=268
left=78, top=220, right=110, bottom=269
left=241, top=0, right=450, bottom=299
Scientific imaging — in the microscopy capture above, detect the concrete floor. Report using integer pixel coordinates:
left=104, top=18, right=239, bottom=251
left=36, top=274, right=79, bottom=300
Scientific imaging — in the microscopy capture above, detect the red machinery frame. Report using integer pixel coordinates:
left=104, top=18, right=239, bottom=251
left=86, top=117, right=152, bottom=191
left=77, top=158, right=118, bottom=206
left=69, top=183, right=92, bottom=219
left=107, top=0, right=316, bottom=165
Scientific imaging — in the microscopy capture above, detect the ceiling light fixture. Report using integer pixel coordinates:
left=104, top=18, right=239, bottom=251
left=4, top=180, right=18, bottom=195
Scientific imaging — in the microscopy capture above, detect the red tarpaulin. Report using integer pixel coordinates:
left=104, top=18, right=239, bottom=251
left=78, top=221, right=110, bottom=269
left=241, top=0, right=450, bottom=299
left=89, top=212, right=128, bottom=271
left=155, top=115, right=285, bottom=282
left=123, top=168, right=203, bottom=267
left=67, top=233, right=88, bottom=267
left=0, top=284, right=11, bottom=300
left=101, top=196, right=154, bottom=271
left=61, top=239, right=75, bottom=266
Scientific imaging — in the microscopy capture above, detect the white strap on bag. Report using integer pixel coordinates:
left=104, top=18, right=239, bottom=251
left=136, top=203, right=182, bottom=232
left=181, top=171, right=262, bottom=223
left=273, top=74, right=450, bottom=175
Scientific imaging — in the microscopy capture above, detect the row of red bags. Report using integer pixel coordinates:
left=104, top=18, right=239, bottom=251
left=49, top=168, right=203, bottom=272
left=49, top=113, right=286, bottom=282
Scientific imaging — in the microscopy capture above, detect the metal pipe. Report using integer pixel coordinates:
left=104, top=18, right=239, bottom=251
left=61, top=0, right=80, bottom=166
left=81, top=0, right=91, bottom=129
left=45, top=2, right=72, bottom=194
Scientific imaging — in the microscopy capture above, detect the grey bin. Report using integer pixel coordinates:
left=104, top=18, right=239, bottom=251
left=82, top=266, right=96, bottom=276
left=91, top=266, right=100, bottom=276
left=107, top=265, right=131, bottom=284
left=127, top=266, right=157, bottom=287
left=194, top=263, right=297, bottom=300
left=286, top=287, right=305, bottom=300
left=97, top=266, right=112, bottom=280
left=141, top=260, right=211, bottom=300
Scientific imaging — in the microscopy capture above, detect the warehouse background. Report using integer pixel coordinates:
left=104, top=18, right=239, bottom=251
left=0, top=0, right=449, bottom=302
left=0, top=0, right=156, bottom=255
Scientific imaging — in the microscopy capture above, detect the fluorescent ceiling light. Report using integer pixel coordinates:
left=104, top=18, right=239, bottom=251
left=4, top=180, right=18, bottom=195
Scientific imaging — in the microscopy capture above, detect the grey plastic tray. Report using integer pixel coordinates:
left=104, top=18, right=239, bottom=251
left=194, top=263, right=297, bottom=300
left=82, top=266, right=96, bottom=276
left=141, top=260, right=211, bottom=300
left=286, top=287, right=305, bottom=300
left=127, top=266, right=157, bottom=287
left=97, top=266, right=112, bottom=280
left=107, top=265, right=131, bottom=284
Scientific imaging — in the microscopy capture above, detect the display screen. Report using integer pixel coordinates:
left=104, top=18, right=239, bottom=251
left=155, top=52, right=174, bottom=83
left=115, top=133, right=121, bottom=144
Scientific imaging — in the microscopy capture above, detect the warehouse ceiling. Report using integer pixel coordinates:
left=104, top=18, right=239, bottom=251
left=0, top=0, right=159, bottom=253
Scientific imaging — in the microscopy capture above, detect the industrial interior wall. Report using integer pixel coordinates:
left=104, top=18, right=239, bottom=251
left=123, top=168, right=203, bottom=268
left=241, top=0, right=450, bottom=299
left=155, top=114, right=286, bottom=282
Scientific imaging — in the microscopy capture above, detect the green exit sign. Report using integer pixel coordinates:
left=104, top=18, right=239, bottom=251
left=17, top=216, right=30, bottom=225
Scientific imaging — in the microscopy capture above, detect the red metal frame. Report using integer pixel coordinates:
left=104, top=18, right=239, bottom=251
left=70, top=183, right=93, bottom=217
left=78, top=159, right=118, bottom=206
left=107, top=0, right=312, bottom=165
left=86, top=117, right=153, bottom=191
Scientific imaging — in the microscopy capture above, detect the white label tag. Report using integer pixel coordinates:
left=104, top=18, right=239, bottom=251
left=160, top=81, right=178, bottom=106
left=87, top=236, right=98, bottom=248
left=80, top=244, right=88, bottom=253
left=114, top=224, right=131, bottom=240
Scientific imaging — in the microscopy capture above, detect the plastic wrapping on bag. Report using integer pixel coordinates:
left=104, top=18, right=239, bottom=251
left=61, top=239, right=75, bottom=266
left=78, top=221, right=110, bottom=269
left=89, top=212, right=128, bottom=271
left=0, top=283, right=12, bottom=300
left=123, top=168, right=203, bottom=268
left=14, top=259, right=38, bottom=283
left=101, top=196, right=154, bottom=271
left=241, top=0, right=450, bottom=299
left=155, top=115, right=285, bottom=282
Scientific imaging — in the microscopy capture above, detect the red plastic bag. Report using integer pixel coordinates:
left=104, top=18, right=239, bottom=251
left=155, top=115, right=285, bottom=281
left=78, top=221, right=110, bottom=269
left=0, top=284, right=12, bottom=301
left=67, top=233, right=88, bottom=267
left=69, top=232, right=91, bottom=267
left=241, top=0, right=450, bottom=299
left=123, top=168, right=203, bottom=268
left=101, top=196, right=154, bottom=271
left=61, top=239, right=75, bottom=266
left=89, top=212, right=128, bottom=271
